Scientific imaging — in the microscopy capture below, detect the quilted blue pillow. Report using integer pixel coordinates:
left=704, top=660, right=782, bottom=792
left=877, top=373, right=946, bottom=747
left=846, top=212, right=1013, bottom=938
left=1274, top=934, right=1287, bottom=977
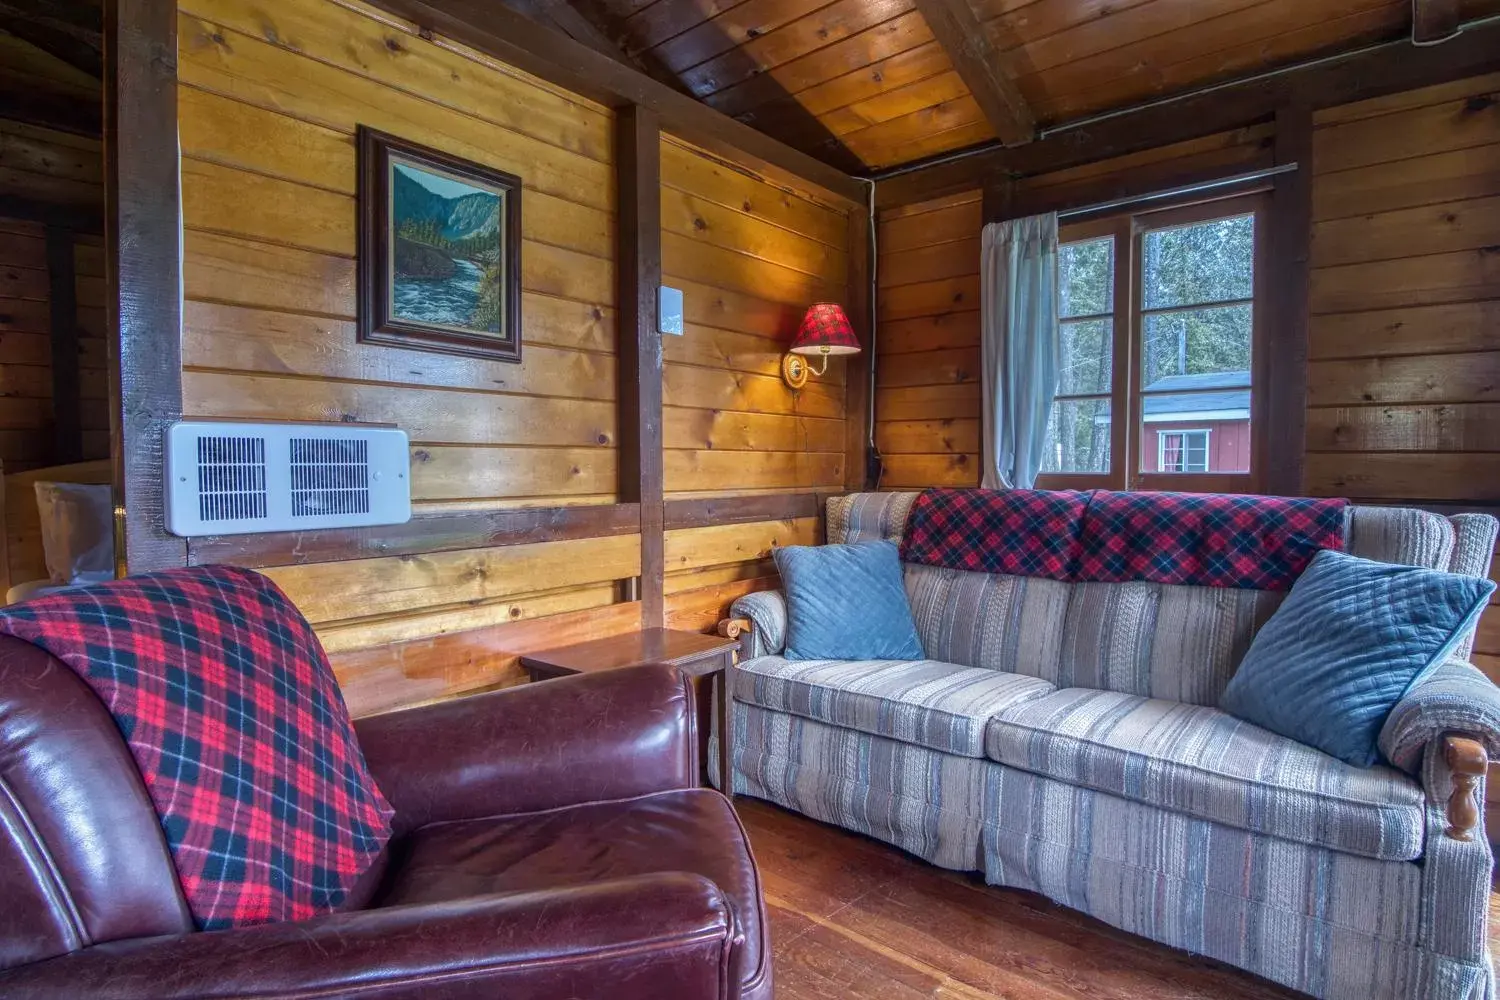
left=773, top=541, right=924, bottom=661
left=1221, top=549, right=1495, bottom=767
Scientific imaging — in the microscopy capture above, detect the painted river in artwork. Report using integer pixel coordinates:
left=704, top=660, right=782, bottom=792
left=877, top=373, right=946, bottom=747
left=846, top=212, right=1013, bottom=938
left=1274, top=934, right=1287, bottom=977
left=392, top=258, right=486, bottom=329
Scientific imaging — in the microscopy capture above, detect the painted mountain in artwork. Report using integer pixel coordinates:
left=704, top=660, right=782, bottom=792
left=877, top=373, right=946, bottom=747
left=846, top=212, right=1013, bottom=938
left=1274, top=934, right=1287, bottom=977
left=391, top=165, right=500, bottom=247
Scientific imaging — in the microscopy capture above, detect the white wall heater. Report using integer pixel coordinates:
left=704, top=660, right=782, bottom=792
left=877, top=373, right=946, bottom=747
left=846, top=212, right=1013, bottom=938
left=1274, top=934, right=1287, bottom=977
left=164, top=421, right=411, bottom=537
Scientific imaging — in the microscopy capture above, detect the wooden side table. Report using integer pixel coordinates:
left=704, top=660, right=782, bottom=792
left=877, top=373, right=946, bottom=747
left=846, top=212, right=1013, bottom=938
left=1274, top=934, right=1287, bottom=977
left=519, top=628, right=740, bottom=794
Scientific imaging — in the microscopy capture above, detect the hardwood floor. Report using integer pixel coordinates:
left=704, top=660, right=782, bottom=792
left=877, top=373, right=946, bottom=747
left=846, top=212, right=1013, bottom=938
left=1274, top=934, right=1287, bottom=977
left=738, top=797, right=1492, bottom=1000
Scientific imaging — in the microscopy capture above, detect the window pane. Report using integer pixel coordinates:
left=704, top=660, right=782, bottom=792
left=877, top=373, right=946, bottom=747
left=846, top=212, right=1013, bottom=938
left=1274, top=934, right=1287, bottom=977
left=1059, top=237, right=1114, bottom=318
left=1043, top=398, right=1111, bottom=474
left=1059, top=319, right=1112, bottom=396
left=1142, top=214, right=1254, bottom=310
left=1141, top=304, right=1252, bottom=386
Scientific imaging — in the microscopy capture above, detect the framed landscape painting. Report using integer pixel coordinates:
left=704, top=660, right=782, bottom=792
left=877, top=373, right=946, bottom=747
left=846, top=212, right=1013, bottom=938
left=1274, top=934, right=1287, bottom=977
left=357, top=127, right=523, bottom=361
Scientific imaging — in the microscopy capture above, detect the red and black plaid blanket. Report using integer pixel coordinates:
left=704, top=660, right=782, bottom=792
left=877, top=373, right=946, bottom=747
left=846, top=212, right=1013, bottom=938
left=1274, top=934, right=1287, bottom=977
left=901, top=488, right=1346, bottom=591
left=0, top=565, right=393, bottom=930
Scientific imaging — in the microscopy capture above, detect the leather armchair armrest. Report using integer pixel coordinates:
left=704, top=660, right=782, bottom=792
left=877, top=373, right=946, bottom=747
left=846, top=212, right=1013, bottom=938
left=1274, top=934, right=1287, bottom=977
left=0, top=873, right=732, bottom=1000
left=355, top=664, right=699, bottom=832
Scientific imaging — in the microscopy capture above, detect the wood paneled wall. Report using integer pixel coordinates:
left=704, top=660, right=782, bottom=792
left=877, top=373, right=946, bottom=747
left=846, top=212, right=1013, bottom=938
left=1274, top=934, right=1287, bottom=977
left=873, top=126, right=1273, bottom=489
left=175, top=0, right=636, bottom=715
left=0, top=117, right=107, bottom=474
left=171, top=0, right=855, bottom=714
left=875, top=189, right=982, bottom=489
left=1305, top=71, right=1500, bottom=679
left=0, top=218, right=55, bottom=472
left=659, top=135, right=851, bottom=630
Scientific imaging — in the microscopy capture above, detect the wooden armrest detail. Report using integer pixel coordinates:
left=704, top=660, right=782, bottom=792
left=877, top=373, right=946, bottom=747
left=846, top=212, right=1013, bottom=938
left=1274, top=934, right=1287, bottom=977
left=717, top=617, right=752, bottom=639
left=1443, top=735, right=1487, bottom=842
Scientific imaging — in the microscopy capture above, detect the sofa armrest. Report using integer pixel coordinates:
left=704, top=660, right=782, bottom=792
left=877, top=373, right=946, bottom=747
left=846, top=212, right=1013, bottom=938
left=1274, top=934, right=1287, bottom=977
left=1379, top=659, right=1500, bottom=776
left=0, top=874, right=732, bottom=1000
left=719, top=590, right=786, bottom=659
left=355, top=664, right=698, bottom=834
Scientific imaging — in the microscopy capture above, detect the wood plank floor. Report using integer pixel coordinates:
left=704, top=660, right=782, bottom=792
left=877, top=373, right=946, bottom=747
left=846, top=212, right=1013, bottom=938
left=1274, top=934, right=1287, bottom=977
left=737, top=797, right=1497, bottom=1000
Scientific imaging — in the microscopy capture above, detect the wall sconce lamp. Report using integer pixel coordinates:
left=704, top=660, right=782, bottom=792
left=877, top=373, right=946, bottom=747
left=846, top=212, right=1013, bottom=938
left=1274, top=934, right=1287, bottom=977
left=782, top=302, right=861, bottom=389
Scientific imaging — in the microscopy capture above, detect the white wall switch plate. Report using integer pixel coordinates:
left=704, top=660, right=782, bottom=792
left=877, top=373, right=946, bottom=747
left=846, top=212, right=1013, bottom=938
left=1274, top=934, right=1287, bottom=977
left=658, top=285, right=684, bottom=335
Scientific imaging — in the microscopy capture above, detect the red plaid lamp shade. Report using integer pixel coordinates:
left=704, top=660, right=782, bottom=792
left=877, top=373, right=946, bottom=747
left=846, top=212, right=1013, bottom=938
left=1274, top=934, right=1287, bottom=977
left=782, top=303, right=860, bottom=388
left=790, top=303, right=861, bottom=357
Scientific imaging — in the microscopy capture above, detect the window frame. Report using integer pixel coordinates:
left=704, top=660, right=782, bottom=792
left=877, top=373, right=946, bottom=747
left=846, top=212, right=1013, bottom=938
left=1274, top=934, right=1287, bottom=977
left=1037, top=190, right=1268, bottom=494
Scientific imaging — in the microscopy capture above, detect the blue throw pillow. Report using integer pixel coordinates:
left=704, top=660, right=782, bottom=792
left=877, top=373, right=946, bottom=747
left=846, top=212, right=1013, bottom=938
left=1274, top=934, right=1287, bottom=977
left=773, top=541, right=924, bottom=661
left=1220, top=549, right=1496, bottom=767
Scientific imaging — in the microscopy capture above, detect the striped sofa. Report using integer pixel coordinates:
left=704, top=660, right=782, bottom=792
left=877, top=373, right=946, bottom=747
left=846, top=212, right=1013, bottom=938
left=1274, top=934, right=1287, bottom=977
left=718, top=492, right=1500, bottom=1000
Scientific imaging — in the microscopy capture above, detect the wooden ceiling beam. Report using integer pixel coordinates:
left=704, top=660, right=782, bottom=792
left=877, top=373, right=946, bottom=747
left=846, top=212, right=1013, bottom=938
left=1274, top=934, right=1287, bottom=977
left=362, top=0, right=865, bottom=206
left=910, top=0, right=1034, bottom=146
left=875, top=21, right=1500, bottom=209
left=0, top=0, right=102, bottom=78
left=1411, top=0, right=1460, bottom=44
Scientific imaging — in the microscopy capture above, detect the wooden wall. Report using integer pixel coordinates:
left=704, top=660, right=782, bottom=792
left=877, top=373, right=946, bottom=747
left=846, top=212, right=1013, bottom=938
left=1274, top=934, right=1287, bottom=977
left=659, top=136, right=849, bottom=631
left=172, top=0, right=854, bottom=714
left=1305, top=71, right=1500, bottom=679
left=0, top=217, right=55, bottom=473
left=875, top=189, right=981, bottom=489
left=0, top=116, right=108, bottom=474
left=175, top=0, right=636, bottom=715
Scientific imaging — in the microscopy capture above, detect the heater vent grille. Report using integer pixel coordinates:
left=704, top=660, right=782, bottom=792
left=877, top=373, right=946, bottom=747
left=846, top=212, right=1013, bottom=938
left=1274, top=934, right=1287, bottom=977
left=197, top=436, right=268, bottom=522
left=290, top=438, right=370, bottom=517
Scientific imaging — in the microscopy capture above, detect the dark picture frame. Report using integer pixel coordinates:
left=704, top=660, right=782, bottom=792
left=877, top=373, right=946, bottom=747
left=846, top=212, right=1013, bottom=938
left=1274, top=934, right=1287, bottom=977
left=357, top=126, right=523, bottom=362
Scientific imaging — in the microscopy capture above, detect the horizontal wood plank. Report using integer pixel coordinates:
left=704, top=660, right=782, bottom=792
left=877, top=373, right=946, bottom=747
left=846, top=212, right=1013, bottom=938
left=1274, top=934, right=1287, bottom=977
left=1305, top=404, right=1500, bottom=452
left=1307, top=352, right=1500, bottom=406
left=663, top=516, right=820, bottom=573
left=265, top=532, right=642, bottom=624
left=1305, top=453, right=1500, bottom=501
left=188, top=503, right=642, bottom=567
left=664, top=492, right=822, bottom=528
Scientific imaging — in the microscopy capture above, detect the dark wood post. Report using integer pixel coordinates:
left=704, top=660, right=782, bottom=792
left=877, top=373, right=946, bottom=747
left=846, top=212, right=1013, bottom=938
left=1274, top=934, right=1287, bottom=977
left=1263, top=103, right=1313, bottom=497
left=103, top=0, right=187, bottom=572
left=45, top=225, right=82, bottom=465
left=616, top=106, right=664, bottom=627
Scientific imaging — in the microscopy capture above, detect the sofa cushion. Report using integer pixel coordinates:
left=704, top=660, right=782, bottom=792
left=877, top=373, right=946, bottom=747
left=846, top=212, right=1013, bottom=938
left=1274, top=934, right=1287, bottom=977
left=905, top=564, right=1070, bottom=679
left=1059, top=580, right=1285, bottom=706
left=774, top=541, right=923, bottom=661
left=736, top=656, right=1055, bottom=758
left=983, top=688, right=1425, bottom=861
left=826, top=492, right=919, bottom=545
left=1345, top=505, right=1454, bottom=570
left=375, top=788, right=766, bottom=994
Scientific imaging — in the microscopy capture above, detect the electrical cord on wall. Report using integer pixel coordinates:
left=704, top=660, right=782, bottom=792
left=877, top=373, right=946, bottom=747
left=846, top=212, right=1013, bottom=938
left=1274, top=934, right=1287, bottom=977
left=862, top=176, right=885, bottom=491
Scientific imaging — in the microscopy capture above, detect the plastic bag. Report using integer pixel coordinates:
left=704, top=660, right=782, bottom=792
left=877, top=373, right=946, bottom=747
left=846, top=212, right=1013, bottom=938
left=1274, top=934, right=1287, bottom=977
left=35, top=481, right=115, bottom=586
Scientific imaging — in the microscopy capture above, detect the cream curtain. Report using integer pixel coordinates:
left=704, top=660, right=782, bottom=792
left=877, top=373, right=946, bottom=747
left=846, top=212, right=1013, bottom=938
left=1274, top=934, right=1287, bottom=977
left=980, top=214, right=1060, bottom=489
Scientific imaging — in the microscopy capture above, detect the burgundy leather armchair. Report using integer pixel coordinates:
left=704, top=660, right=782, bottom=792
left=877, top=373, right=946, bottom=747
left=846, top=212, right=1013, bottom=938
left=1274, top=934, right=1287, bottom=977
left=0, top=635, right=770, bottom=999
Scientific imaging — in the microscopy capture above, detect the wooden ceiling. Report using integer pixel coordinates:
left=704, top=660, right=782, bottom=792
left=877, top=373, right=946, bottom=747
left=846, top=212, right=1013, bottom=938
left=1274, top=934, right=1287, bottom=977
left=514, top=0, right=1500, bottom=173
left=0, top=0, right=102, bottom=137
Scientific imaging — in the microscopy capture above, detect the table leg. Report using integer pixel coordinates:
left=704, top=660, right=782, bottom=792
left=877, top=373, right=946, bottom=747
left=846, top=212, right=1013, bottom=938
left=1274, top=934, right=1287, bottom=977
left=718, top=655, right=734, bottom=800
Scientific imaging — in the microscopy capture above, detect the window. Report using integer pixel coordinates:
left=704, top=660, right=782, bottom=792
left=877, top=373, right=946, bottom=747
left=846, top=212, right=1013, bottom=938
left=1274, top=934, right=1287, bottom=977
left=1040, top=193, right=1264, bottom=492
left=1157, top=429, right=1210, bottom=473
